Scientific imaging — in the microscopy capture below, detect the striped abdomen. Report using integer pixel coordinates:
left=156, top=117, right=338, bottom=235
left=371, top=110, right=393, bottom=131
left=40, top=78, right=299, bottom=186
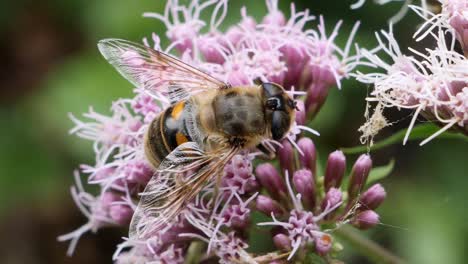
left=144, top=101, right=193, bottom=168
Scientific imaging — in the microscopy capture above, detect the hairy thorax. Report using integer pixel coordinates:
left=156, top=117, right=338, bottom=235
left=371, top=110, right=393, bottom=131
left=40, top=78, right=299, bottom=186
left=192, top=87, right=267, bottom=149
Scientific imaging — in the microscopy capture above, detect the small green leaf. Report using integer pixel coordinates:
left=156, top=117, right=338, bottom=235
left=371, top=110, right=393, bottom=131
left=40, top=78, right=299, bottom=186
left=341, top=123, right=467, bottom=154
left=367, top=159, right=395, bottom=185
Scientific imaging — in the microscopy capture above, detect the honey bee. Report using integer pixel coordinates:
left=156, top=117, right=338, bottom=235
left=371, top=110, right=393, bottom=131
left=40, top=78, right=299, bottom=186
left=98, top=39, right=297, bottom=239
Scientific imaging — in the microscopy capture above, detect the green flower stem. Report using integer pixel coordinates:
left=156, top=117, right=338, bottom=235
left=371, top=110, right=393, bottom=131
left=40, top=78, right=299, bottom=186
left=335, top=225, right=405, bottom=264
left=184, top=241, right=205, bottom=264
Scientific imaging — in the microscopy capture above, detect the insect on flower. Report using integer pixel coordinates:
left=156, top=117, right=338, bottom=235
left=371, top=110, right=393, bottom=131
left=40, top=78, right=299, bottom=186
left=97, top=39, right=298, bottom=240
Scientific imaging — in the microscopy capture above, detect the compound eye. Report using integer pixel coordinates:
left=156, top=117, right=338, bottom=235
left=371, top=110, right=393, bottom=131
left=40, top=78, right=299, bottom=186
left=266, top=97, right=281, bottom=110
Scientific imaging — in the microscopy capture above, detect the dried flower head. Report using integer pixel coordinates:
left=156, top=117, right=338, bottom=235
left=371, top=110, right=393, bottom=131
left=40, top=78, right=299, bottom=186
left=355, top=18, right=468, bottom=145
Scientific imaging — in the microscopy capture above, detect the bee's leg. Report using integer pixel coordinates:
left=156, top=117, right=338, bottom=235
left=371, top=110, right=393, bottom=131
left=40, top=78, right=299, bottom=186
left=255, top=143, right=276, bottom=160
left=212, top=171, right=223, bottom=203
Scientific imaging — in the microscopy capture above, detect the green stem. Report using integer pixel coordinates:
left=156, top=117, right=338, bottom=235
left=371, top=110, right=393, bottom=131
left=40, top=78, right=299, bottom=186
left=184, top=241, right=205, bottom=264
left=335, top=225, right=405, bottom=264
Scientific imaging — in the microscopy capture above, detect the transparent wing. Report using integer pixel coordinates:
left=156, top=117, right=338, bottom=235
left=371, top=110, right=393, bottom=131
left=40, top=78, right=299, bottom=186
left=129, top=142, right=239, bottom=239
left=98, top=38, right=229, bottom=102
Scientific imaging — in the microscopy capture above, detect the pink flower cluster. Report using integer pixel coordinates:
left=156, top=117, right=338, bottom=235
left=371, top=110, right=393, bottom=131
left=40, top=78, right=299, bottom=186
left=60, top=0, right=379, bottom=263
left=355, top=2, right=468, bottom=145
left=144, top=0, right=359, bottom=118
left=257, top=138, right=385, bottom=260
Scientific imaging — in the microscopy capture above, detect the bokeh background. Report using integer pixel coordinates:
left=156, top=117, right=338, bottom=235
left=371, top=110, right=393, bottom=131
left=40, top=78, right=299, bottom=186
left=0, top=0, right=467, bottom=263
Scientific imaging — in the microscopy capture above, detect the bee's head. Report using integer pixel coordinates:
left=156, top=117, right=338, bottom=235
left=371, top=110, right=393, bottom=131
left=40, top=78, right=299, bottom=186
left=256, top=79, right=297, bottom=141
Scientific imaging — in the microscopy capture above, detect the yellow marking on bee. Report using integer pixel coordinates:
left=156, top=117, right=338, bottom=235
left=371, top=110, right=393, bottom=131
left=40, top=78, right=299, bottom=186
left=171, top=101, right=185, bottom=120
left=176, top=132, right=189, bottom=146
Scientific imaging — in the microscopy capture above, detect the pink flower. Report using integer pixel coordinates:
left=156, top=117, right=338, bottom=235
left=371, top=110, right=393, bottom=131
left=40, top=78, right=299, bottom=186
left=62, top=0, right=368, bottom=262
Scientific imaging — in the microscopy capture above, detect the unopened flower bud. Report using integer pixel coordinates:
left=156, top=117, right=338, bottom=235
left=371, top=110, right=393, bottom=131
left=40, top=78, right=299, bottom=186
left=226, top=69, right=250, bottom=86
left=255, top=163, right=286, bottom=199
left=324, top=150, right=346, bottom=191
left=305, top=64, right=338, bottom=118
left=445, top=0, right=468, bottom=56
left=100, top=192, right=120, bottom=210
left=198, top=34, right=225, bottom=64
left=348, top=154, right=372, bottom=199
left=225, top=12, right=256, bottom=45
left=321, top=187, right=342, bottom=212
left=315, top=234, right=333, bottom=255
left=166, top=23, right=198, bottom=54
left=352, top=210, right=380, bottom=230
left=293, top=169, right=315, bottom=208
left=256, top=195, right=284, bottom=216
left=278, top=140, right=294, bottom=174
left=273, top=233, right=291, bottom=250
left=450, top=15, right=468, bottom=56
left=123, top=160, right=153, bottom=185
left=360, top=184, right=386, bottom=210
left=295, top=100, right=306, bottom=126
left=109, top=204, right=133, bottom=226
left=262, top=10, right=286, bottom=27
left=297, top=137, right=316, bottom=173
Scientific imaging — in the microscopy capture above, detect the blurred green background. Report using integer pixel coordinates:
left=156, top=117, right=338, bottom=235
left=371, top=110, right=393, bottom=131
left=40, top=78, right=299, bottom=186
left=0, top=0, right=467, bottom=263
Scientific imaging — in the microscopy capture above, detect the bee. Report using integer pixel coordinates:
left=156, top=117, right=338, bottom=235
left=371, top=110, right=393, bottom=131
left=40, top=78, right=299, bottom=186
left=98, top=39, right=297, bottom=239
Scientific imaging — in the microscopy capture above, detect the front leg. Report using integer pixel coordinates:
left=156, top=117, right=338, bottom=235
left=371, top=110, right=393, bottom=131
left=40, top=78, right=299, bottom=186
left=256, top=143, right=276, bottom=160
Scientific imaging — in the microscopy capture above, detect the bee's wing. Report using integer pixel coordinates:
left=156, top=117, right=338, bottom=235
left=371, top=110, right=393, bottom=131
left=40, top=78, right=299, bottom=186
left=97, top=39, right=229, bottom=102
left=129, top=141, right=239, bottom=239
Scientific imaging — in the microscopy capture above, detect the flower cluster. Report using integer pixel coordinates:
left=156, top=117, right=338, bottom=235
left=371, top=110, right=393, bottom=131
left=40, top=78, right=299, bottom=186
left=60, top=0, right=378, bottom=263
left=354, top=1, right=468, bottom=146
left=256, top=138, right=386, bottom=260
left=144, top=0, right=359, bottom=118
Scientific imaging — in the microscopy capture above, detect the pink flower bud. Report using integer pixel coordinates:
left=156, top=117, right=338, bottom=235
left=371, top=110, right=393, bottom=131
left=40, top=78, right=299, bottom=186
left=293, top=169, right=316, bottom=208
left=256, top=195, right=284, bottom=216
left=305, top=81, right=331, bottom=119
left=225, top=26, right=244, bottom=45
left=262, top=10, right=286, bottom=27
left=348, top=154, right=372, bottom=199
left=240, top=15, right=257, bottom=30
left=100, top=192, right=120, bottom=210
left=198, top=34, right=226, bottom=64
left=167, top=24, right=197, bottom=53
left=315, top=234, right=333, bottom=255
left=324, top=150, right=346, bottom=191
left=450, top=15, right=468, bottom=56
left=278, top=140, right=294, bottom=174
left=352, top=210, right=380, bottom=230
left=297, top=137, right=317, bottom=173
left=225, top=15, right=256, bottom=45
left=273, top=233, right=291, bottom=250
left=123, top=160, right=153, bottom=185
left=360, top=184, right=386, bottom=210
left=321, top=187, right=342, bottom=213
left=304, top=64, right=338, bottom=118
left=255, top=163, right=286, bottom=199
left=226, top=70, right=250, bottom=86
left=109, top=204, right=133, bottom=226
left=295, top=100, right=306, bottom=126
